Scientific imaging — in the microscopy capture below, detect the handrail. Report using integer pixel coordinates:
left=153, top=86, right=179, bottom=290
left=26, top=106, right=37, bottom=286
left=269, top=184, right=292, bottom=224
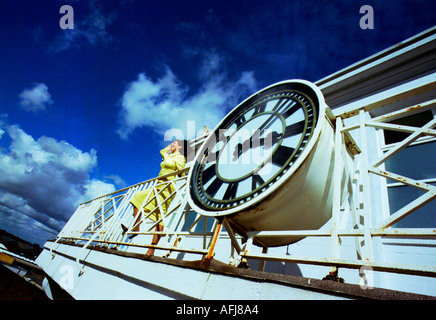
left=80, top=166, right=191, bottom=206
left=54, top=166, right=222, bottom=262
left=52, top=95, right=436, bottom=286
left=234, top=97, right=436, bottom=279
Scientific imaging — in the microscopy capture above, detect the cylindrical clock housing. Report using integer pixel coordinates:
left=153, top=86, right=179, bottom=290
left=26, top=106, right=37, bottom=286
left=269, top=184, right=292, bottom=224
left=187, top=80, right=344, bottom=246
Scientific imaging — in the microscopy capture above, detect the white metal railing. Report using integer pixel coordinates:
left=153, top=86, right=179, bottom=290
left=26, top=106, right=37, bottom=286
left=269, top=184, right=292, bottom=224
left=53, top=166, right=230, bottom=265
left=233, top=98, right=436, bottom=279
left=52, top=96, right=436, bottom=282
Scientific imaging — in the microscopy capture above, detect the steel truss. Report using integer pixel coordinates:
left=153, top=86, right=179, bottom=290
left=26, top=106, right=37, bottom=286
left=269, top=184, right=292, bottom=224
left=230, top=99, right=436, bottom=279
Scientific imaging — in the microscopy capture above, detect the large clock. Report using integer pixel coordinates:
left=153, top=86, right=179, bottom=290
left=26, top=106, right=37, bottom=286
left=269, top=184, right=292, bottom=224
left=187, top=80, right=338, bottom=246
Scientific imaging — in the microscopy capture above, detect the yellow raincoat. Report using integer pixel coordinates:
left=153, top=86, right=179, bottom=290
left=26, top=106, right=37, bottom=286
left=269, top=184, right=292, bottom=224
left=130, top=145, right=186, bottom=224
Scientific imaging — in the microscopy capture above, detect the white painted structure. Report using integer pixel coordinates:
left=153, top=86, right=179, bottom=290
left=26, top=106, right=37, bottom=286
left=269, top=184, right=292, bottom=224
left=36, top=27, right=436, bottom=299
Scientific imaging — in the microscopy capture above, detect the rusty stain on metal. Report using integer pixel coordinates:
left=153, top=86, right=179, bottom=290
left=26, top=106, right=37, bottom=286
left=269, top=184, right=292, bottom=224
left=408, top=104, right=422, bottom=111
left=205, top=222, right=223, bottom=260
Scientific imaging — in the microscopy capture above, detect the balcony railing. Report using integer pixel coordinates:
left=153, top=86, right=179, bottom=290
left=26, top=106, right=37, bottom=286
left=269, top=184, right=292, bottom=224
left=51, top=97, right=436, bottom=284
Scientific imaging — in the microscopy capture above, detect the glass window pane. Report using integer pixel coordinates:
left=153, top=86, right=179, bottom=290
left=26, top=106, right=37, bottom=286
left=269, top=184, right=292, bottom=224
left=388, top=185, right=435, bottom=228
left=385, top=141, right=436, bottom=181
left=385, top=139, right=435, bottom=228
left=384, top=110, right=433, bottom=145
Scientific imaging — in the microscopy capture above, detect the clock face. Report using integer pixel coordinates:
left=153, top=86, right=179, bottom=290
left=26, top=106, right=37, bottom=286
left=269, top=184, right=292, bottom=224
left=189, top=81, right=321, bottom=213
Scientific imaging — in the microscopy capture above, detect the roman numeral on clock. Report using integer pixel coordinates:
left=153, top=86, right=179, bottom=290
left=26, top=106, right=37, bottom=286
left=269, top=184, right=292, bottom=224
left=252, top=101, right=267, bottom=117
left=234, top=114, right=247, bottom=128
left=283, top=120, right=306, bottom=138
left=282, top=102, right=299, bottom=119
left=223, top=182, right=238, bottom=200
left=273, top=98, right=296, bottom=114
left=251, top=174, right=265, bottom=191
left=205, top=177, right=222, bottom=197
left=272, top=145, right=295, bottom=167
left=201, top=164, right=216, bottom=183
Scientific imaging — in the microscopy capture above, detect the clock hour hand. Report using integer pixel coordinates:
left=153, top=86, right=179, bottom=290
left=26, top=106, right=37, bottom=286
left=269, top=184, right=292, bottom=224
left=233, top=131, right=282, bottom=160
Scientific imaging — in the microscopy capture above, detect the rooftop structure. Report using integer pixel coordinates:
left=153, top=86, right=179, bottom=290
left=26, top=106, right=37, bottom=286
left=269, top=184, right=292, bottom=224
left=36, top=26, right=436, bottom=300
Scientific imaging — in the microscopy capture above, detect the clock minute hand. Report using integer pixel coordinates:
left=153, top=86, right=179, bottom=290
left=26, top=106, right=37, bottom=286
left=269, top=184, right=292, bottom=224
left=233, top=139, right=251, bottom=160
left=260, top=131, right=282, bottom=149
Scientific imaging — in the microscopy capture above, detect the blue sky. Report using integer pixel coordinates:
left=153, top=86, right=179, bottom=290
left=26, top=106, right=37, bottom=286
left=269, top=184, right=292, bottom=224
left=0, top=0, right=434, bottom=246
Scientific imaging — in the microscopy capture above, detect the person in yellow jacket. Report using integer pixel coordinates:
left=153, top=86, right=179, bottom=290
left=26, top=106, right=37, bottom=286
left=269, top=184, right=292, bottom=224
left=122, top=140, right=187, bottom=254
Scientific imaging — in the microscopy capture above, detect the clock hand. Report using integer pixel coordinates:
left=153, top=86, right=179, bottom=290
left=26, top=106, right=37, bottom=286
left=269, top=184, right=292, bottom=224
left=262, top=131, right=282, bottom=148
left=232, top=139, right=250, bottom=160
left=232, top=131, right=282, bottom=160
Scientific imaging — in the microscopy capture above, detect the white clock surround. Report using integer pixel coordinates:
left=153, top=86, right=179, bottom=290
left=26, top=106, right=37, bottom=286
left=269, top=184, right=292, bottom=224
left=187, top=79, right=340, bottom=246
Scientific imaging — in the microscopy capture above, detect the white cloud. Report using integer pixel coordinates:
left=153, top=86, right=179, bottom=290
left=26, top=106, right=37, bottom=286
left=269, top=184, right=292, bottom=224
left=199, top=50, right=223, bottom=80
left=19, top=83, right=53, bottom=113
left=0, top=123, right=116, bottom=245
left=104, top=174, right=127, bottom=188
left=117, top=53, right=257, bottom=140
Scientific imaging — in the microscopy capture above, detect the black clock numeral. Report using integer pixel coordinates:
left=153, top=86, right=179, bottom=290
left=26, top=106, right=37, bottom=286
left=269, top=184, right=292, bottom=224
left=252, top=101, right=267, bottom=117
left=202, top=164, right=216, bottom=183
left=272, top=98, right=286, bottom=112
left=282, top=102, right=299, bottom=119
left=235, top=114, right=247, bottom=128
left=272, top=98, right=294, bottom=113
left=283, top=120, right=306, bottom=138
left=251, top=174, right=265, bottom=190
left=257, top=99, right=298, bottom=134
left=272, top=145, right=294, bottom=167
left=223, top=182, right=238, bottom=200
left=205, top=177, right=223, bottom=197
